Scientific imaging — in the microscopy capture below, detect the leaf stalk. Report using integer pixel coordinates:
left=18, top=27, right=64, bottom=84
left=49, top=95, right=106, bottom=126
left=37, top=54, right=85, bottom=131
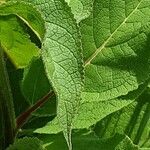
left=16, top=91, right=54, bottom=130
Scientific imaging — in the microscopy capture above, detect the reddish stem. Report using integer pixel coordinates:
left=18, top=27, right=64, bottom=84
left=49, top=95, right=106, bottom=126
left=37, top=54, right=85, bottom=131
left=16, top=91, right=54, bottom=130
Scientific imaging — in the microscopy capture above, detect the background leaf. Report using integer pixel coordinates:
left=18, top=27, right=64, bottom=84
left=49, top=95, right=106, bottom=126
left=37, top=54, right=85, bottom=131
left=36, top=131, right=139, bottom=150
left=22, top=58, right=56, bottom=117
left=6, top=137, right=45, bottom=150
left=6, top=60, right=29, bottom=116
left=0, top=1, right=45, bottom=40
left=94, top=89, right=150, bottom=148
left=0, top=15, right=40, bottom=68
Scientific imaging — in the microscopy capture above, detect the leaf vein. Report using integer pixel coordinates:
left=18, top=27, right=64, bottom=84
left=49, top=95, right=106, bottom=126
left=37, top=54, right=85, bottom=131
left=84, top=0, right=143, bottom=67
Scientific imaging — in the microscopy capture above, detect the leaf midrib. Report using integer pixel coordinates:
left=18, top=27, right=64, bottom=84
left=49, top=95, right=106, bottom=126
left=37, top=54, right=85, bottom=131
left=84, top=0, right=143, bottom=67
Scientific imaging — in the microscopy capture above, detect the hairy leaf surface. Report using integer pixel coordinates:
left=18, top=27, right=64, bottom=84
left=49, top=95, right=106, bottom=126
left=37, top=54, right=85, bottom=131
left=81, top=0, right=150, bottom=101
left=17, top=0, right=83, bottom=149
left=34, top=82, right=148, bottom=134
left=65, top=0, right=93, bottom=23
left=2, top=0, right=150, bottom=149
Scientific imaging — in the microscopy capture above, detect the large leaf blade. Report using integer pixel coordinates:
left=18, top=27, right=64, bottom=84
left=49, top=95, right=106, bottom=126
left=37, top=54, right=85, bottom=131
left=34, top=82, right=148, bottom=134
left=81, top=0, right=150, bottom=101
left=18, top=0, right=83, bottom=149
left=41, top=2, right=83, bottom=148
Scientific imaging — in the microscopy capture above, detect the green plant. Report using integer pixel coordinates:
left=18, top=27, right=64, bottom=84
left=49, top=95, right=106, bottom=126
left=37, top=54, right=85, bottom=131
left=0, top=0, right=150, bottom=150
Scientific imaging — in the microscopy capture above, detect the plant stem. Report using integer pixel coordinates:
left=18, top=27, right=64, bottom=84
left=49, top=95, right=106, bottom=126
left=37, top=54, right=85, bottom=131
left=16, top=91, right=54, bottom=130
left=0, top=45, right=16, bottom=149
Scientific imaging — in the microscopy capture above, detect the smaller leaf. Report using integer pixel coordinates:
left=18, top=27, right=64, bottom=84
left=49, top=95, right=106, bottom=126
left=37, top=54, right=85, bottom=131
left=0, top=15, right=40, bottom=68
left=22, top=58, right=56, bottom=117
left=0, top=1, right=45, bottom=40
left=6, top=137, right=45, bottom=150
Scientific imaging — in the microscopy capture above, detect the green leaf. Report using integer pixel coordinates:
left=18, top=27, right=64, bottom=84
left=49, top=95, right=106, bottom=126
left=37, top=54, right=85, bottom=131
left=6, top=61, right=29, bottom=116
left=0, top=1, right=45, bottom=40
left=22, top=58, right=56, bottom=117
left=110, top=134, right=138, bottom=150
left=81, top=0, right=150, bottom=101
left=17, top=0, right=83, bottom=149
left=22, top=116, right=55, bottom=130
left=36, top=131, right=139, bottom=150
left=74, top=83, right=148, bottom=129
left=65, top=0, right=93, bottom=23
left=6, top=137, right=45, bottom=150
left=94, top=89, right=150, bottom=148
left=0, top=15, right=40, bottom=68
left=34, top=82, right=148, bottom=134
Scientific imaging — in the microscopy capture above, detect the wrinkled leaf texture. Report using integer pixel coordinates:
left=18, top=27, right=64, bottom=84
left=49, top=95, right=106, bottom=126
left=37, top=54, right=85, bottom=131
left=35, top=0, right=150, bottom=135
